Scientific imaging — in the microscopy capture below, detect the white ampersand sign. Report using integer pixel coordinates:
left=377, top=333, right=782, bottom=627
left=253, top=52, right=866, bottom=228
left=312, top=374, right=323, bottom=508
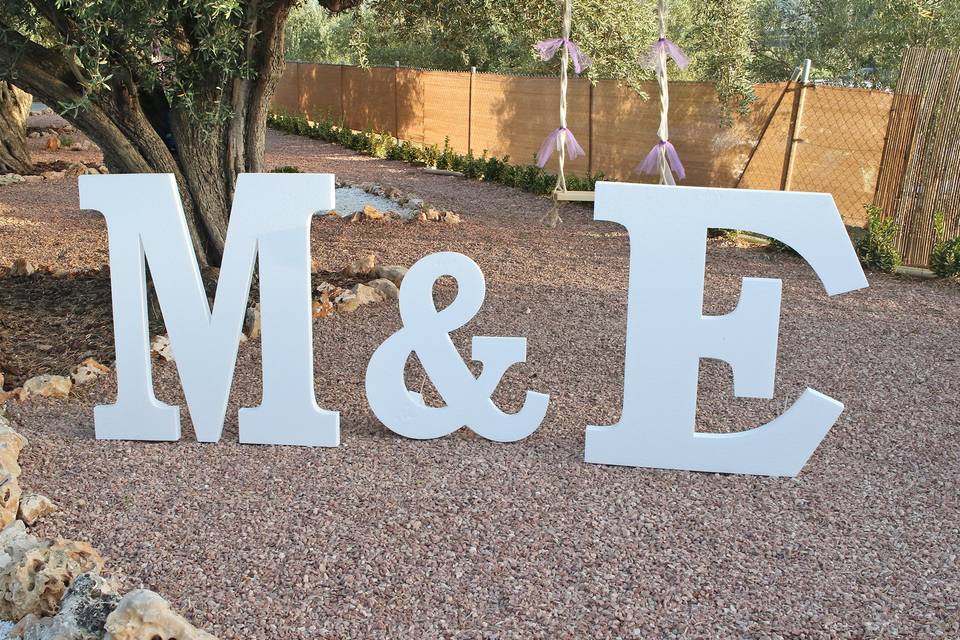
left=365, top=252, right=550, bottom=442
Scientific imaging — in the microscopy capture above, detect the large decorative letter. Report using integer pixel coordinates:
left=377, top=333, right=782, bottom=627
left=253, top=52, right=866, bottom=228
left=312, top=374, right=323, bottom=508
left=80, top=173, right=338, bottom=446
left=366, top=252, right=549, bottom=442
left=586, top=182, right=868, bottom=476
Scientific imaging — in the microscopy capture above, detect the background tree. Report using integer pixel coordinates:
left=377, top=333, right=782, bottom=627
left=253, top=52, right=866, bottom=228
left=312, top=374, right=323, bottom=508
left=750, top=0, right=960, bottom=85
left=0, top=0, right=359, bottom=267
left=287, top=0, right=758, bottom=102
left=0, top=81, right=31, bottom=173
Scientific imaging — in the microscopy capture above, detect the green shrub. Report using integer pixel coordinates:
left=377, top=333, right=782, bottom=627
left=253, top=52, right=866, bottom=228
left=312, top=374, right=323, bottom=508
left=270, top=165, right=301, bottom=173
left=856, top=204, right=901, bottom=273
left=266, top=111, right=602, bottom=199
left=930, top=211, right=960, bottom=278
left=766, top=236, right=799, bottom=256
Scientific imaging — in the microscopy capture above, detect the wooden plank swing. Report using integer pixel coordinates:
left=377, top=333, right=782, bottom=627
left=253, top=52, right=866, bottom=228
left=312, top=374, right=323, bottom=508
left=539, top=0, right=686, bottom=227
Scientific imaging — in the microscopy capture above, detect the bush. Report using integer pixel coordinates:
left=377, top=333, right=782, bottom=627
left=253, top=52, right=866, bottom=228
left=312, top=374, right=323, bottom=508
left=270, top=165, right=301, bottom=173
left=856, top=204, right=901, bottom=273
left=266, top=111, right=603, bottom=199
left=930, top=211, right=960, bottom=278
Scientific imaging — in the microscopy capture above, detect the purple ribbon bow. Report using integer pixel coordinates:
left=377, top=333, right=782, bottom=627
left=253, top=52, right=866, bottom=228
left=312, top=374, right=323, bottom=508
left=537, top=127, right=586, bottom=168
left=643, top=37, right=690, bottom=71
left=535, top=37, right=591, bottom=74
left=635, top=139, right=686, bottom=180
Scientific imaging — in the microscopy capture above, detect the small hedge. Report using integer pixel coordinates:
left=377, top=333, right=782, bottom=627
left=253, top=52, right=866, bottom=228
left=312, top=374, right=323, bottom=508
left=267, top=112, right=603, bottom=197
left=931, top=211, right=960, bottom=278
left=856, top=204, right=902, bottom=273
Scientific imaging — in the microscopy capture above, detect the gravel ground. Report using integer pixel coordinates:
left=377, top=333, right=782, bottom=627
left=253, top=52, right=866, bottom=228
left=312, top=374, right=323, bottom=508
left=1, top=129, right=959, bottom=638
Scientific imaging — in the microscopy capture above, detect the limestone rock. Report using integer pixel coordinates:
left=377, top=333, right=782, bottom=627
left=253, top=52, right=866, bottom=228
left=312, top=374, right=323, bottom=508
left=361, top=205, right=384, bottom=221
left=10, top=259, right=37, bottom=277
left=17, top=494, right=56, bottom=526
left=423, top=208, right=442, bottom=222
left=376, top=265, right=408, bottom=288
left=310, top=256, right=319, bottom=274
left=0, top=417, right=27, bottom=528
left=312, top=297, right=334, bottom=319
left=9, top=613, right=49, bottom=639
left=45, top=137, right=60, bottom=151
left=366, top=278, right=399, bottom=301
left=442, top=211, right=461, bottom=224
left=104, top=590, right=217, bottom=640
left=333, top=292, right=360, bottom=314
left=12, top=572, right=120, bottom=640
left=0, top=522, right=104, bottom=620
left=150, top=335, right=174, bottom=362
left=315, top=281, right=339, bottom=296
left=344, top=254, right=377, bottom=277
left=21, top=375, right=72, bottom=400
left=0, top=388, right=22, bottom=406
left=69, top=359, right=110, bottom=386
left=0, top=174, right=25, bottom=187
left=351, top=283, right=384, bottom=306
left=22, top=176, right=43, bottom=184
left=244, top=305, right=261, bottom=340
left=408, top=197, right=424, bottom=209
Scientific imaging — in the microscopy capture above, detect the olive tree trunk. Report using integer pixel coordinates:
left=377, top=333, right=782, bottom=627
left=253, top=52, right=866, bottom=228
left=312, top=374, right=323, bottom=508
left=0, top=81, right=32, bottom=174
left=0, top=4, right=292, bottom=267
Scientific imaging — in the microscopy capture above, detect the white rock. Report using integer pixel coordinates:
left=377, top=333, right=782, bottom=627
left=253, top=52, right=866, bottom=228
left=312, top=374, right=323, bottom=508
left=104, top=590, right=216, bottom=640
left=244, top=305, right=261, bottom=340
left=350, top=283, right=384, bottom=306
left=69, top=358, right=110, bottom=386
left=17, top=494, right=56, bottom=526
left=366, top=278, right=399, bottom=301
left=376, top=265, right=408, bottom=287
left=21, top=375, right=72, bottom=400
left=150, top=335, right=174, bottom=362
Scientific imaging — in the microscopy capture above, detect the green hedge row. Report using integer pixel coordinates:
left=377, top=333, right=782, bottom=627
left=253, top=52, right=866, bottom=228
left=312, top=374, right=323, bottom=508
left=267, top=112, right=603, bottom=197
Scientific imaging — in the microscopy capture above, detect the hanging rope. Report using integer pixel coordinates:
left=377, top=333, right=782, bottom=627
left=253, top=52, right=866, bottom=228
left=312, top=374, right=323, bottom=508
left=635, top=0, right=688, bottom=184
left=535, top=0, right=589, bottom=196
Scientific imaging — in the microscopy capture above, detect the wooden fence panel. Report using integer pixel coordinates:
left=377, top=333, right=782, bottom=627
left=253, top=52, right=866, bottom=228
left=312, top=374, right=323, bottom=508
left=422, top=71, right=470, bottom=152
left=272, top=62, right=300, bottom=114
left=272, top=63, right=893, bottom=229
left=341, top=66, right=396, bottom=133
left=299, top=64, right=342, bottom=121
left=470, top=73, right=590, bottom=175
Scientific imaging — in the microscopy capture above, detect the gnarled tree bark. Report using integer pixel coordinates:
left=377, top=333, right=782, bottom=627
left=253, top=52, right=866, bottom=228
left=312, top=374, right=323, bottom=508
left=0, top=81, right=32, bottom=174
left=0, top=0, right=361, bottom=266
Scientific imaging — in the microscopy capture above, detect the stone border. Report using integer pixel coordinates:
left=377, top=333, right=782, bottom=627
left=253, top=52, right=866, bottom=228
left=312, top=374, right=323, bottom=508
left=0, top=256, right=409, bottom=405
left=333, top=181, right=462, bottom=224
left=0, top=411, right=220, bottom=638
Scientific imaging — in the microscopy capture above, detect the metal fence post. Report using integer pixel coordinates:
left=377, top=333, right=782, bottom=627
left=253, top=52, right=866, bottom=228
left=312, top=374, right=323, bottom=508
left=339, top=64, right=346, bottom=124
left=295, top=62, right=302, bottom=117
left=587, top=81, right=594, bottom=176
left=394, top=61, right=400, bottom=140
left=468, top=66, right=476, bottom=155
left=782, top=58, right=812, bottom=191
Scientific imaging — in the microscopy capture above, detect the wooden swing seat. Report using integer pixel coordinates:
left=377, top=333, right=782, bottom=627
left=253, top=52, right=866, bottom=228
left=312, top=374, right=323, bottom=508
left=553, top=190, right=595, bottom=202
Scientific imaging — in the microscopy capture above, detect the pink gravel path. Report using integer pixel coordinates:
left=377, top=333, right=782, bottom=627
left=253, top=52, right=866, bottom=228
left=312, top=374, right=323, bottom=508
left=2, top=130, right=959, bottom=638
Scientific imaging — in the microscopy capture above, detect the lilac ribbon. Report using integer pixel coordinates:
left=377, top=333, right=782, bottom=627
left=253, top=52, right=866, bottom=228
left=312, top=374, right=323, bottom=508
left=536, top=127, right=586, bottom=168
left=635, top=140, right=686, bottom=180
left=643, top=37, right=690, bottom=71
left=535, top=37, right=591, bottom=74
